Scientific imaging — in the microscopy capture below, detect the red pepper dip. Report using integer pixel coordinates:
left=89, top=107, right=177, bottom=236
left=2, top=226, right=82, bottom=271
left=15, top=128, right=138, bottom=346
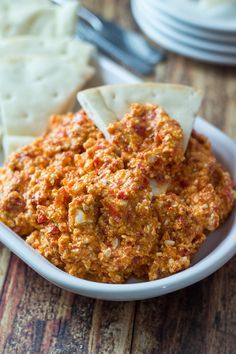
left=0, top=104, right=233, bottom=283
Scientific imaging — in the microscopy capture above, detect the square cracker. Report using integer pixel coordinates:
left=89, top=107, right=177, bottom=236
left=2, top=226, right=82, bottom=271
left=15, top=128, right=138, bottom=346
left=0, top=56, right=94, bottom=137
left=0, top=36, right=95, bottom=65
left=0, top=0, right=79, bottom=37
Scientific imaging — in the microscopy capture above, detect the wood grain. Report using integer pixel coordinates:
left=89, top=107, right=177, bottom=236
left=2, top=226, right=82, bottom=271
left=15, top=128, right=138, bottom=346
left=131, top=258, right=236, bottom=354
left=0, top=1, right=235, bottom=353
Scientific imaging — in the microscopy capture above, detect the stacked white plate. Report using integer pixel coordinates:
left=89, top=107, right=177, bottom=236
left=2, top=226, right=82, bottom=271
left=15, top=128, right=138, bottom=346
left=131, top=0, right=236, bottom=65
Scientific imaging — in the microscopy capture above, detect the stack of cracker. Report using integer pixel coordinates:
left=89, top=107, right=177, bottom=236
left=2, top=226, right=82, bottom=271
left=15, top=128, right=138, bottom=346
left=0, top=0, right=95, bottom=158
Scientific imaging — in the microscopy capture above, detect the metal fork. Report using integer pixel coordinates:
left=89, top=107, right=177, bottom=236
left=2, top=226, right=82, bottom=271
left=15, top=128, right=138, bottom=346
left=51, top=0, right=166, bottom=75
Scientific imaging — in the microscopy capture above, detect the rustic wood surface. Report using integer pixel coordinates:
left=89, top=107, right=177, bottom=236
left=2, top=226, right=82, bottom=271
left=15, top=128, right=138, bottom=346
left=0, top=1, right=236, bottom=353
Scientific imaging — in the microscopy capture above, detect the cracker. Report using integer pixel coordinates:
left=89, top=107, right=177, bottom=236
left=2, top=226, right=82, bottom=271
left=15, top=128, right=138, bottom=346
left=0, top=0, right=79, bottom=37
left=78, top=83, right=202, bottom=195
left=78, top=83, right=202, bottom=149
left=0, top=57, right=94, bottom=136
left=0, top=36, right=95, bottom=64
left=2, top=134, right=35, bottom=159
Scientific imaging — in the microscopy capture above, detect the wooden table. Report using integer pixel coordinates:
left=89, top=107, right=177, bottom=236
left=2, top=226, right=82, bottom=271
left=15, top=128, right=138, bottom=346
left=0, top=1, right=235, bottom=353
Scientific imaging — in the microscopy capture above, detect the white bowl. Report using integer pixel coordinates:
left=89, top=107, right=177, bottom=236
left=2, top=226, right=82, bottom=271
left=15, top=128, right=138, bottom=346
left=136, top=1, right=236, bottom=44
left=131, top=0, right=236, bottom=66
left=0, top=117, right=235, bottom=301
left=139, top=0, right=236, bottom=54
left=149, top=0, right=236, bottom=32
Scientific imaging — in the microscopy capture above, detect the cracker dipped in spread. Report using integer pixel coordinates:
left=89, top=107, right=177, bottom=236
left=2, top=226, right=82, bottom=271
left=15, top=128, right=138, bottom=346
left=0, top=104, right=233, bottom=283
